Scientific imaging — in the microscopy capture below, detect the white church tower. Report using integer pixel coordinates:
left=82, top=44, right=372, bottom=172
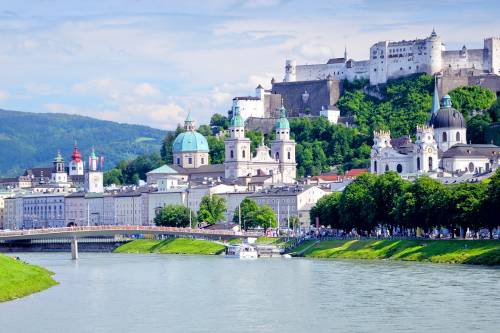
left=415, top=125, right=439, bottom=172
left=224, top=106, right=252, bottom=179
left=69, top=143, right=84, bottom=176
left=85, top=148, right=104, bottom=193
left=51, top=151, right=68, bottom=185
left=271, top=106, right=296, bottom=182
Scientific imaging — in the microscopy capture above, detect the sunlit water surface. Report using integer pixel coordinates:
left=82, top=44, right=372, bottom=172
left=1, top=253, right=499, bottom=333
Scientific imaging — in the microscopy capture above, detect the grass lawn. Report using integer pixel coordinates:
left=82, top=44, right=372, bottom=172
left=303, top=239, right=500, bottom=265
left=0, top=253, right=57, bottom=302
left=114, top=238, right=226, bottom=255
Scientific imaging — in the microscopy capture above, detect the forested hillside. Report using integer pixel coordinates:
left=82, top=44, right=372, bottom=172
left=0, top=109, right=167, bottom=176
left=104, top=74, right=499, bottom=183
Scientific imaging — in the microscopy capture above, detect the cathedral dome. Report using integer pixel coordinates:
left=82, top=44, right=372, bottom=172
left=172, top=131, right=209, bottom=153
left=430, top=95, right=465, bottom=129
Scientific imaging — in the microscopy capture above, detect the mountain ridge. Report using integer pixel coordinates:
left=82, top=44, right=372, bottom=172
left=0, top=108, right=168, bottom=177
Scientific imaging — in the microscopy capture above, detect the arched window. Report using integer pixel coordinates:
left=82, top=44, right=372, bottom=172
left=385, top=165, right=389, bottom=172
left=417, top=157, right=421, bottom=171
left=242, top=150, right=246, bottom=158
left=468, top=162, right=474, bottom=173
left=275, top=152, right=279, bottom=160
left=429, top=156, right=433, bottom=170
left=374, top=161, right=377, bottom=172
left=442, top=132, right=447, bottom=142
left=201, top=157, right=205, bottom=164
left=188, top=157, right=192, bottom=164
left=287, top=151, right=291, bottom=160
left=456, top=131, right=460, bottom=142
left=230, top=150, right=234, bottom=159
left=176, top=158, right=180, bottom=165
left=397, top=164, right=403, bottom=173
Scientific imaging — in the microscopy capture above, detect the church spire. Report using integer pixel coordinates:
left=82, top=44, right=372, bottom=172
left=431, top=75, right=440, bottom=117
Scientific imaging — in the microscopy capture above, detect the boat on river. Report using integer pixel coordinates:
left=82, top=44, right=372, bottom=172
left=225, top=244, right=258, bottom=259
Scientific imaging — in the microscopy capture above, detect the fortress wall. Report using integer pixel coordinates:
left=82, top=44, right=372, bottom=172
left=296, top=63, right=346, bottom=81
left=272, top=79, right=343, bottom=117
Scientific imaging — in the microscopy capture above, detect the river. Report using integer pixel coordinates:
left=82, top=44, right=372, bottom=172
left=1, top=253, right=499, bottom=333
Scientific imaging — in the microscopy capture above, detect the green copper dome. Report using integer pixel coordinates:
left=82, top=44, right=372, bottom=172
left=275, top=106, right=290, bottom=130
left=172, top=131, right=209, bottom=153
left=230, top=106, right=245, bottom=127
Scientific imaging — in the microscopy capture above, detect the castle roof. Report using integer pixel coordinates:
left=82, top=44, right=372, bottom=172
left=441, top=144, right=500, bottom=159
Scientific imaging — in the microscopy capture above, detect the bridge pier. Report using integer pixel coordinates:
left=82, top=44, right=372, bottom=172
left=71, top=237, right=78, bottom=260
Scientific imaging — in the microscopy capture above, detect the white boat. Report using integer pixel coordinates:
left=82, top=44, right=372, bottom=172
left=225, top=244, right=258, bottom=259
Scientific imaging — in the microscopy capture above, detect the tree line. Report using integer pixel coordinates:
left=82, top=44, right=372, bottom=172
left=154, top=195, right=278, bottom=230
left=310, top=169, right=500, bottom=237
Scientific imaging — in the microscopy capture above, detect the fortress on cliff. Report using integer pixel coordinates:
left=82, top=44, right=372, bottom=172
left=284, top=30, right=500, bottom=86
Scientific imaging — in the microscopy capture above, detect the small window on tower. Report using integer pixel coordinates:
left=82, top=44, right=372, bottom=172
left=287, top=151, right=291, bottom=160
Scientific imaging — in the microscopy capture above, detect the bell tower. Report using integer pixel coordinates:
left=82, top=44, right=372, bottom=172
left=224, top=106, right=251, bottom=179
left=271, top=106, right=296, bottom=183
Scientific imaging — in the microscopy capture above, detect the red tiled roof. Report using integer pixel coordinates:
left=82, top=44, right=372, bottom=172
left=312, top=169, right=368, bottom=181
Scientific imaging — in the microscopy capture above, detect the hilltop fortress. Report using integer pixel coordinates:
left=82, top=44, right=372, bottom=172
left=284, top=30, right=500, bottom=85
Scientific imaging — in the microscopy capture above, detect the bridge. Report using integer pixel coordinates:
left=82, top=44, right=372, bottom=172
left=0, top=226, right=263, bottom=259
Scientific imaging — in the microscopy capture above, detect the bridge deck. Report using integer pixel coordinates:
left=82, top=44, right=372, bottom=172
left=0, top=226, right=263, bottom=241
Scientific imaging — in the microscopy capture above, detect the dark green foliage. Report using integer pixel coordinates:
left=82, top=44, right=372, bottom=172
left=448, top=85, right=496, bottom=118
left=310, top=169, right=500, bottom=236
left=154, top=204, right=194, bottom=228
left=160, top=132, right=176, bottom=164
left=0, top=109, right=166, bottom=177
left=104, top=153, right=163, bottom=185
left=252, top=205, right=277, bottom=231
left=232, top=198, right=259, bottom=229
left=338, top=73, right=433, bottom=137
left=467, top=114, right=492, bottom=144
left=210, top=113, right=229, bottom=129
left=207, top=136, right=225, bottom=164
left=197, top=194, right=226, bottom=225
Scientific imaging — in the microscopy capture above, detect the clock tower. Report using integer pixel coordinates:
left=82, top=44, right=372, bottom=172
left=85, top=148, right=104, bottom=193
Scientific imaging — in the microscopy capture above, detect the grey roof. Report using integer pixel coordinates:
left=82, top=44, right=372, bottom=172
left=233, top=96, right=260, bottom=101
left=171, top=164, right=225, bottom=175
left=430, top=107, right=465, bottom=129
left=326, top=58, right=346, bottom=64
left=441, top=144, right=500, bottom=158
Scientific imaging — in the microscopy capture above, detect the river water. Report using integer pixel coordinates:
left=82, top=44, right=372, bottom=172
left=1, top=253, right=499, bottom=333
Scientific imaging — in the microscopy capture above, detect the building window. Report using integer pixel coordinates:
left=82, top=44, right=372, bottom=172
left=374, top=161, right=377, bottom=172
left=468, top=162, right=474, bottom=173
left=417, top=157, right=421, bottom=171
left=275, top=152, right=279, bottom=160
left=230, top=150, right=234, bottom=159
left=429, top=156, right=433, bottom=170
left=242, top=150, right=246, bottom=158
left=188, top=157, right=192, bottom=164
left=442, top=132, right=447, bottom=142
left=456, top=132, right=460, bottom=142
left=397, top=164, right=403, bottom=173
left=176, top=158, right=180, bottom=165
left=287, top=151, right=291, bottom=160
left=201, top=157, right=205, bottom=164
left=385, top=165, right=389, bottom=172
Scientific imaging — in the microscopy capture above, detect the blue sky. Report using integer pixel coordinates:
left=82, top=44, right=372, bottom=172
left=0, top=0, right=499, bottom=129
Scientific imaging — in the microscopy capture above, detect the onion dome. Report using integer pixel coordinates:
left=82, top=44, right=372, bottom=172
left=230, top=105, right=245, bottom=128
left=54, top=151, right=64, bottom=163
left=430, top=95, right=465, bottom=129
left=275, top=106, right=290, bottom=130
left=71, top=144, right=82, bottom=162
left=172, top=114, right=209, bottom=153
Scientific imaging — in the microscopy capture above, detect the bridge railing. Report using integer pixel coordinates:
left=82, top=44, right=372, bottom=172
left=0, top=225, right=263, bottom=238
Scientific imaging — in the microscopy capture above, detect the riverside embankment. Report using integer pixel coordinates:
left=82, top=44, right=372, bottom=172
left=113, top=238, right=226, bottom=255
left=0, top=253, right=57, bottom=302
left=294, top=239, right=500, bottom=265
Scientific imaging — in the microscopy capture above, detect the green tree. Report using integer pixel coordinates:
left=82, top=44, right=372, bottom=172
left=310, top=192, right=341, bottom=228
left=210, top=113, right=229, bottom=129
left=467, top=114, right=492, bottom=144
left=372, top=171, right=411, bottom=228
left=252, top=205, right=277, bottom=231
left=154, top=205, right=194, bottom=228
left=448, top=85, right=496, bottom=118
left=338, top=173, right=377, bottom=232
left=482, top=169, right=500, bottom=236
left=160, top=132, right=176, bottom=164
left=103, top=168, right=123, bottom=185
left=232, top=198, right=259, bottom=229
left=197, top=194, right=226, bottom=225
left=448, top=182, right=487, bottom=236
left=207, top=136, right=225, bottom=164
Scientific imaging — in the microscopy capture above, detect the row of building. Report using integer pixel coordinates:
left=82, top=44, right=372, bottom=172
left=1, top=107, right=336, bottom=230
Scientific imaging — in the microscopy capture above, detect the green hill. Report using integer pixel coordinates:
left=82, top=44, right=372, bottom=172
left=0, top=109, right=167, bottom=177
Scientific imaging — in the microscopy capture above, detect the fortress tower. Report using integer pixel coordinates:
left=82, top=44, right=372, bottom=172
left=284, top=59, right=297, bottom=82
